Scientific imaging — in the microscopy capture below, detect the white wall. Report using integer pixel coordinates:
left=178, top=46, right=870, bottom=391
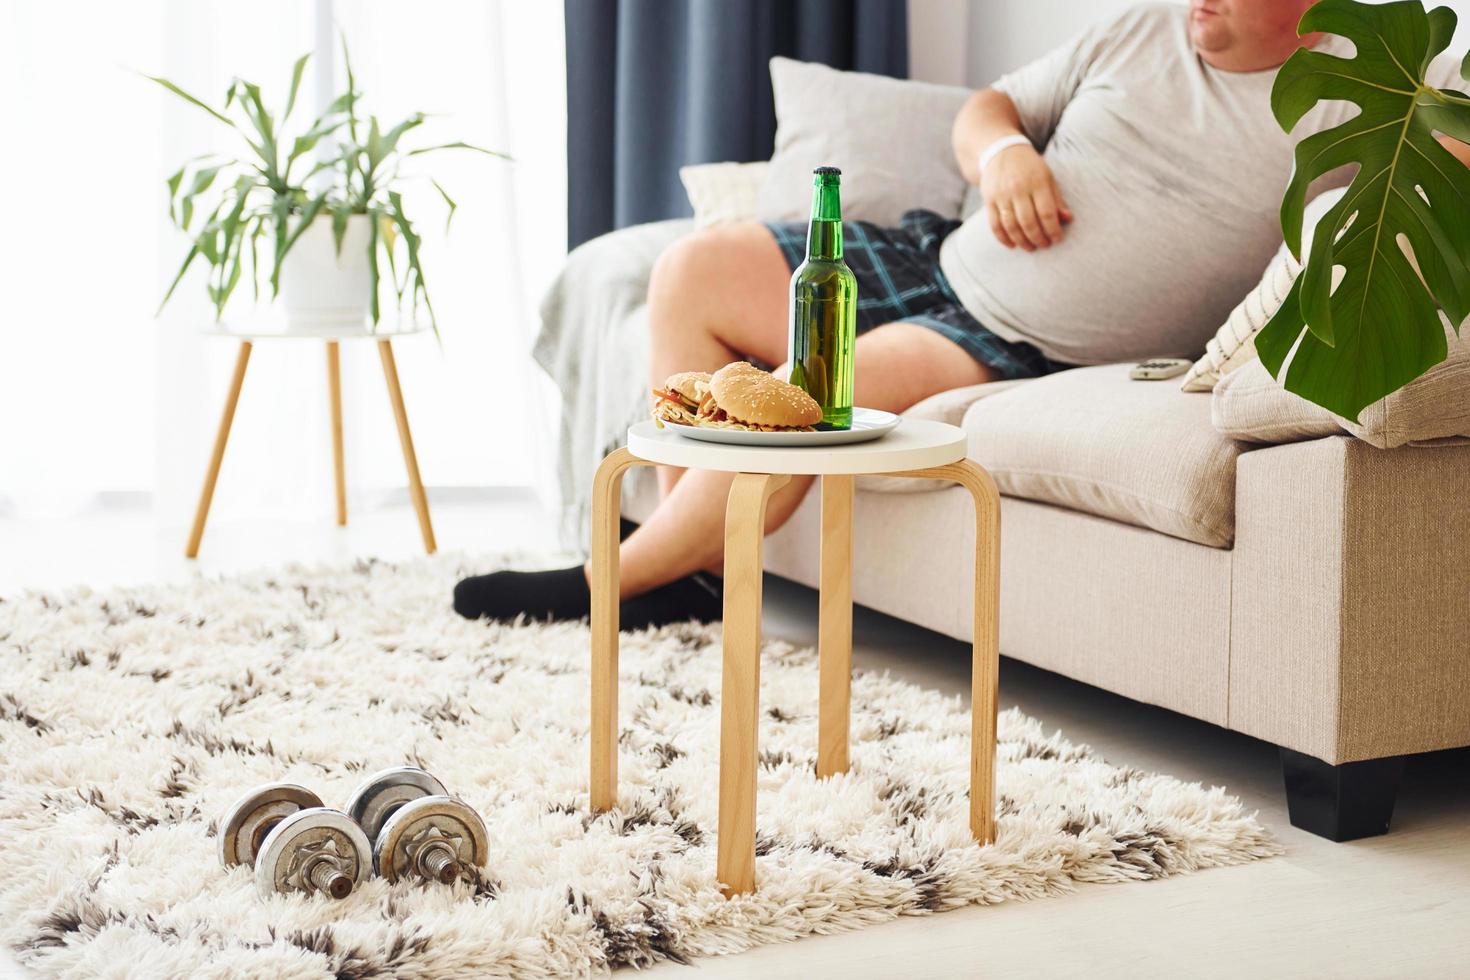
left=910, top=0, right=1470, bottom=90
left=907, top=1, right=970, bottom=86
left=962, top=0, right=1161, bottom=85
left=907, top=0, right=1175, bottom=87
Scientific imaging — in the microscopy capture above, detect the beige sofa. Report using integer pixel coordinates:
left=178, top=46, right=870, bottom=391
left=535, top=218, right=1470, bottom=842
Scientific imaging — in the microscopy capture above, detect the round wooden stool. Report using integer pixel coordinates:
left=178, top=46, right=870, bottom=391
left=588, top=419, right=1000, bottom=896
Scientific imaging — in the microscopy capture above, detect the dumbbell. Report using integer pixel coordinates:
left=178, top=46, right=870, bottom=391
left=344, top=766, right=489, bottom=884
left=219, top=783, right=373, bottom=901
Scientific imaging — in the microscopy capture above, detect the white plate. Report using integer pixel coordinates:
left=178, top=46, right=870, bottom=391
left=662, top=408, right=901, bottom=447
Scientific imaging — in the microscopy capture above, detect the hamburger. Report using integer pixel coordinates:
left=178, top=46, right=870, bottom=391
left=652, top=361, right=822, bottom=432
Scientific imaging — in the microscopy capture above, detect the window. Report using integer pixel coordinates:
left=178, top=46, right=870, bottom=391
left=0, top=0, right=566, bottom=521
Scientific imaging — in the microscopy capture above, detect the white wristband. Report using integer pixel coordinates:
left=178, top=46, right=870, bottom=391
left=977, top=134, right=1033, bottom=176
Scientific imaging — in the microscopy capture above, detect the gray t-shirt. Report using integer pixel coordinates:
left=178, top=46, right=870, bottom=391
left=938, top=3, right=1448, bottom=366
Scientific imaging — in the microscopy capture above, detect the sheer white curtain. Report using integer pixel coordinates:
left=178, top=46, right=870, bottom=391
left=0, top=0, right=565, bottom=526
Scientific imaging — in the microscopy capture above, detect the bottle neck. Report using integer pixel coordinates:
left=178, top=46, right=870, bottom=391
left=806, top=180, right=842, bottom=261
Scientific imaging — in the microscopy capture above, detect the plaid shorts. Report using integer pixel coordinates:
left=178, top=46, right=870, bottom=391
left=765, top=209, right=1072, bottom=380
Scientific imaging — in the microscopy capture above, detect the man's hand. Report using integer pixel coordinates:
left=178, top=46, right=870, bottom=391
left=981, top=144, right=1072, bottom=251
left=952, top=87, right=1075, bottom=251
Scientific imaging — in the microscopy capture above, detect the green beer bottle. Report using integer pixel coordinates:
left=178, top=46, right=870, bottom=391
left=787, top=166, right=856, bottom=430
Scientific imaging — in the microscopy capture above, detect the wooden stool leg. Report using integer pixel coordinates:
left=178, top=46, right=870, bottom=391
left=326, top=341, right=347, bottom=526
left=185, top=340, right=252, bottom=558
left=589, top=447, right=647, bottom=813
left=377, top=339, right=436, bottom=554
left=890, top=460, right=1002, bottom=844
left=718, top=471, right=790, bottom=897
left=817, top=473, right=854, bottom=778
left=955, top=460, right=1001, bottom=844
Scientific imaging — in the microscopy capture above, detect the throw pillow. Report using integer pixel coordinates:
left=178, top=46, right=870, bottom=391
left=1212, top=317, right=1470, bottom=448
left=679, top=161, right=770, bottom=227
left=1179, top=188, right=1345, bottom=392
left=757, top=57, right=972, bottom=226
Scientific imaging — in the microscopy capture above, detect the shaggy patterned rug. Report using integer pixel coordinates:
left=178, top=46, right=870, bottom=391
left=0, top=555, right=1278, bottom=978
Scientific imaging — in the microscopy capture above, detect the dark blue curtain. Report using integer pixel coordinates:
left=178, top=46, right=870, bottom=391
left=565, top=0, right=909, bottom=249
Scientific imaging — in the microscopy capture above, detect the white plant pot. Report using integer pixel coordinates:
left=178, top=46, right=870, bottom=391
left=278, top=213, right=374, bottom=334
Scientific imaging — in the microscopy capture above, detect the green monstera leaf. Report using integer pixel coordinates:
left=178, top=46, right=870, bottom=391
left=1258, top=0, right=1470, bottom=420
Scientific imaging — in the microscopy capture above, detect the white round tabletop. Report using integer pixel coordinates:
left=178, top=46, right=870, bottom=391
left=202, top=314, right=428, bottom=341
left=626, top=419, right=966, bottom=475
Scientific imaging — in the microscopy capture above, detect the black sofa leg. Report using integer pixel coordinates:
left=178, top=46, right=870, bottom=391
left=1280, top=747, right=1406, bottom=841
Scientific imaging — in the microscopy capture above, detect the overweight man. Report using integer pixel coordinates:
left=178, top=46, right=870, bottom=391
left=454, top=0, right=1469, bottom=626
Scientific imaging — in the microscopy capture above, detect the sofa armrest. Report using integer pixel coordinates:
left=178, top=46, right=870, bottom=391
left=535, top=218, right=696, bottom=366
left=533, top=219, right=697, bottom=545
left=1230, top=436, right=1470, bottom=763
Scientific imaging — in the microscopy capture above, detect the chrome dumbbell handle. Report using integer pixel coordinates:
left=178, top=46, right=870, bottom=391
left=220, top=784, right=372, bottom=900
left=255, top=808, right=373, bottom=901
left=304, top=855, right=354, bottom=899
left=343, top=767, right=490, bottom=885
left=374, top=795, right=489, bottom=883
left=416, top=841, right=462, bottom=884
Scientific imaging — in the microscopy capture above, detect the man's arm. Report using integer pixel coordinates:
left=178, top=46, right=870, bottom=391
left=952, top=88, right=1072, bottom=251
left=1438, top=134, right=1470, bottom=168
left=953, top=88, right=1028, bottom=185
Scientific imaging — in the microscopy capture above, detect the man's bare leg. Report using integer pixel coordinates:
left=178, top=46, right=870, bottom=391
left=453, top=260, right=997, bottom=623
left=610, top=322, right=996, bottom=598
left=646, top=223, right=791, bottom=497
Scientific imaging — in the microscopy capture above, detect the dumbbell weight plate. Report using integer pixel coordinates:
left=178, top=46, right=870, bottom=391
left=345, top=766, right=448, bottom=841
left=254, top=808, right=373, bottom=901
left=373, top=795, right=489, bottom=883
left=218, top=783, right=324, bottom=869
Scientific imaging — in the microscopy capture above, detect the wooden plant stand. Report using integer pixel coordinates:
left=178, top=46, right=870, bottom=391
left=185, top=327, right=436, bottom=558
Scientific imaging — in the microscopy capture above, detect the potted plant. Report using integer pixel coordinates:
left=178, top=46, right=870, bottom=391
left=1262, top=0, right=1470, bottom=418
left=148, top=44, right=503, bottom=335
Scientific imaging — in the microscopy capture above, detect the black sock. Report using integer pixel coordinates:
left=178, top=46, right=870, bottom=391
left=453, top=566, right=591, bottom=622
left=451, top=565, right=722, bottom=629
left=620, top=572, right=723, bottom=630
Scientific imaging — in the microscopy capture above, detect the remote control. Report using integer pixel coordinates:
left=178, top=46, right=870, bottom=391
left=1129, top=358, right=1192, bottom=381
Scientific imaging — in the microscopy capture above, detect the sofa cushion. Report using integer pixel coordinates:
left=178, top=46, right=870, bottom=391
left=858, top=380, right=1028, bottom=494
left=905, top=379, right=1028, bottom=428
left=757, top=58, right=971, bottom=226
left=963, top=364, right=1244, bottom=547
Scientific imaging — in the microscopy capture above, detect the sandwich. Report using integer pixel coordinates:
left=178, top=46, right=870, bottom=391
left=650, top=370, right=712, bottom=427
left=652, top=361, right=822, bottom=432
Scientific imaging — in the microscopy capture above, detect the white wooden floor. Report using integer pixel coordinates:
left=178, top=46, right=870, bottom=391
left=2, top=498, right=1467, bottom=979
